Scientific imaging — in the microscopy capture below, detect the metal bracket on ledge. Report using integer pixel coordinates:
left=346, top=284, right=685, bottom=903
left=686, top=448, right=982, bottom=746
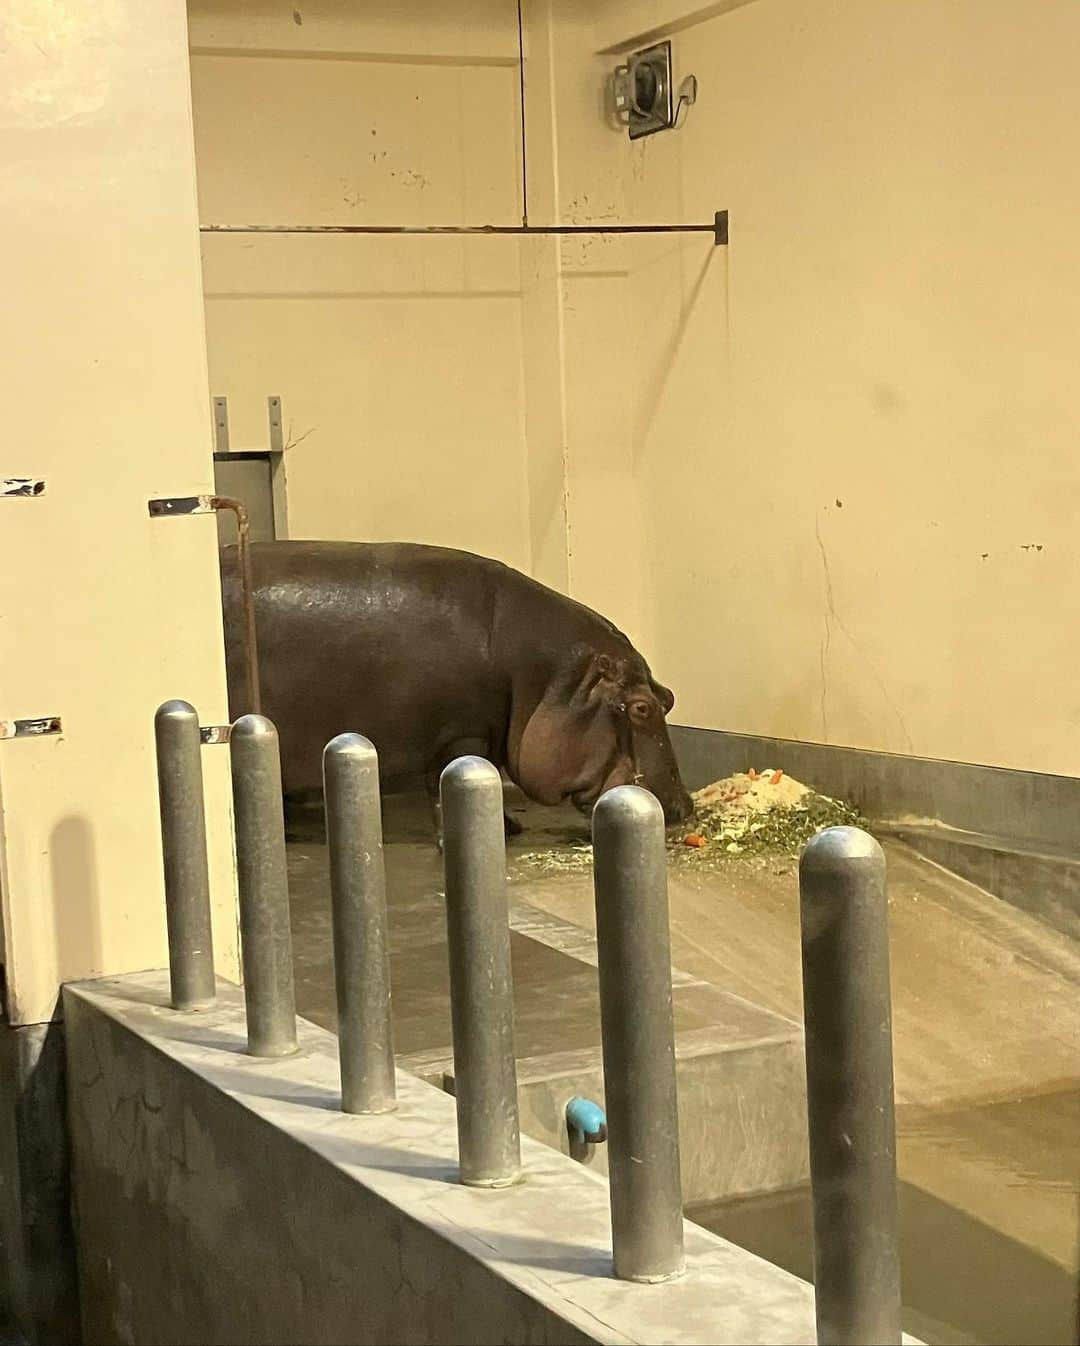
left=148, top=495, right=215, bottom=518
left=268, top=396, right=284, bottom=453
left=3, top=479, right=46, bottom=498
left=213, top=397, right=230, bottom=454
left=1, top=717, right=62, bottom=740
left=210, top=395, right=286, bottom=456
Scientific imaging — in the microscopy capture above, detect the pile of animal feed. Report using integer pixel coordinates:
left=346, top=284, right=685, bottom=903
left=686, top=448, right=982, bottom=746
left=513, top=769, right=866, bottom=876
left=678, top=769, right=866, bottom=858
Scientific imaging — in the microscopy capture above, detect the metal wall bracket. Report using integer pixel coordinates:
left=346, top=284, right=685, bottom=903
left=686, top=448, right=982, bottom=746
left=148, top=496, right=215, bottom=518
left=1, top=717, right=62, bottom=740
left=210, top=396, right=285, bottom=456
left=268, top=396, right=284, bottom=453
left=3, top=479, right=46, bottom=498
left=213, top=397, right=230, bottom=454
left=199, top=725, right=232, bottom=745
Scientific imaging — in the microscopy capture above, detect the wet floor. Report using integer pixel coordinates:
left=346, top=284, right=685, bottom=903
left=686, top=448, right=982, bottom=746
left=688, top=1161, right=1079, bottom=1346
left=285, top=786, right=1080, bottom=1345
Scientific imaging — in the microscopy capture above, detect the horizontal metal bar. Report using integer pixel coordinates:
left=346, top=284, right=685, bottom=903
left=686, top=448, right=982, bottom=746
left=0, top=717, right=62, bottom=740
left=212, top=451, right=276, bottom=464
left=148, top=495, right=215, bottom=518
left=202, top=223, right=714, bottom=235
left=201, top=211, right=729, bottom=245
left=2, top=479, right=45, bottom=498
left=200, top=725, right=232, bottom=745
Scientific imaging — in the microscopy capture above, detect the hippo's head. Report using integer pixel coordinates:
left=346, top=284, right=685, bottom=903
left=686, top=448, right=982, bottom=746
left=508, top=646, right=694, bottom=827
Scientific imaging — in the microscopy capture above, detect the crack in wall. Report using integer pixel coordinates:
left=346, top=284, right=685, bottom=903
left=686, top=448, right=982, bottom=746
left=815, top=513, right=914, bottom=754
left=814, top=517, right=833, bottom=742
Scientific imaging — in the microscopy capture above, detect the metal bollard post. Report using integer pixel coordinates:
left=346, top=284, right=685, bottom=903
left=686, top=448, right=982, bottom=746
left=323, top=733, right=396, bottom=1114
left=592, top=785, right=685, bottom=1283
left=154, top=700, right=216, bottom=1011
left=799, top=826, right=901, bottom=1346
left=230, top=714, right=298, bottom=1058
left=440, top=757, right=521, bottom=1187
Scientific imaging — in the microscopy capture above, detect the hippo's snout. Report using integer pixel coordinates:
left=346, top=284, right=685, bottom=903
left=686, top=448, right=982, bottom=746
left=578, top=784, right=693, bottom=828
left=662, top=788, right=695, bottom=829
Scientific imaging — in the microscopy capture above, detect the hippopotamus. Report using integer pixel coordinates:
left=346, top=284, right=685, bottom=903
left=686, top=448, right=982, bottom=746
left=220, top=540, right=693, bottom=832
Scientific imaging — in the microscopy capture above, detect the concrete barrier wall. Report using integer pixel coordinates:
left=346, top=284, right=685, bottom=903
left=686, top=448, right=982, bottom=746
left=64, top=973, right=818, bottom=1346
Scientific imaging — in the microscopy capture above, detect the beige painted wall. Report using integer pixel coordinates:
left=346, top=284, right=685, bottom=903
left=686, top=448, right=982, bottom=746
left=545, top=0, right=1080, bottom=776
left=0, top=0, right=240, bottom=1025
left=189, top=0, right=534, bottom=571
left=190, top=0, right=1080, bottom=778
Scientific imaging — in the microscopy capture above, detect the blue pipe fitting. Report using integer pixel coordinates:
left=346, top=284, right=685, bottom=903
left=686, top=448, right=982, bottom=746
left=566, top=1096, right=607, bottom=1146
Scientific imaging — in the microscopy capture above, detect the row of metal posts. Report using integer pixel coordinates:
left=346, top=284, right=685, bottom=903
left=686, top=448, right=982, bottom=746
left=155, top=699, right=902, bottom=1342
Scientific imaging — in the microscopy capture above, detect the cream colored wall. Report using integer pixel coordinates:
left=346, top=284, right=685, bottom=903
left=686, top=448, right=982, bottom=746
left=188, top=0, right=1080, bottom=777
left=189, top=0, right=534, bottom=571
left=518, top=0, right=708, bottom=691
left=0, top=0, right=240, bottom=1025
left=543, top=0, right=1080, bottom=776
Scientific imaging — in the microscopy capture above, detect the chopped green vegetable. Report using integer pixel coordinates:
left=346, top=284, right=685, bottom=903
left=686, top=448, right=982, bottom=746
left=512, top=769, right=868, bottom=877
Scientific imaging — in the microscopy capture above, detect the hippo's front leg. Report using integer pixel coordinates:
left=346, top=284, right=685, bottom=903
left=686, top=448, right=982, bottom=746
left=425, top=740, right=520, bottom=850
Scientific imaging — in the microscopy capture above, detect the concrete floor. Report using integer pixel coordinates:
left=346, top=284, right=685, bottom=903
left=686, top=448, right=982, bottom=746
left=286, top=787, right=1080, bottom=1345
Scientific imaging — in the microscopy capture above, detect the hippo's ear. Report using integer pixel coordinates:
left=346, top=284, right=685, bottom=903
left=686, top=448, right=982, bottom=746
left=510, top=653, right=621, bottom=805
left=652, top=680, right=675, bottom=714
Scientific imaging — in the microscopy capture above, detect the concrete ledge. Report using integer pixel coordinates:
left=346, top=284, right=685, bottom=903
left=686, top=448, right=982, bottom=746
left=878, top=821, right=1080, bottom=943
left=295, top=874, right=811, bottom=1210
left=398, top=894, right=810, bottom=1207
left=64, top=973, right=819, bottom=1345
left=503, top=898, right=811, bottom=1203
left=403, top=1023, right=809, bottom=1207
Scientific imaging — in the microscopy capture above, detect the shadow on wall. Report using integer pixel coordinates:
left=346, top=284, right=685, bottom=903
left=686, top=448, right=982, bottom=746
left=632, top=246, right=717, bottom=466
left=50, top=816, right=101, bottom=1007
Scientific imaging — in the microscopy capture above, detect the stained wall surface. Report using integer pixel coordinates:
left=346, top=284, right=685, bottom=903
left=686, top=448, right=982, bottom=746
left=189, top=0, right=534, bottom=572
left=192, top=0, right=1080, bottom=776
left=564, top=0, right=1080, bottom=774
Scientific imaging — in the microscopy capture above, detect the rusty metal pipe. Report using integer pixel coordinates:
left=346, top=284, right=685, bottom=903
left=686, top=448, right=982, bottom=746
left=211, top=495, right=261, bottom=716
left=200, top=218, right=727, bottom=242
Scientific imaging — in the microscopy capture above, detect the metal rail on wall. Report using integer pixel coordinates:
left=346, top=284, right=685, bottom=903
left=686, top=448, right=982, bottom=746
left=199, top=211, right=729, bottom=244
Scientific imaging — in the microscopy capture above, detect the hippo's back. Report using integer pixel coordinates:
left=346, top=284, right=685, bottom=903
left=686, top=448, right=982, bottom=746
left=221, top=540, right=510, bottom=790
